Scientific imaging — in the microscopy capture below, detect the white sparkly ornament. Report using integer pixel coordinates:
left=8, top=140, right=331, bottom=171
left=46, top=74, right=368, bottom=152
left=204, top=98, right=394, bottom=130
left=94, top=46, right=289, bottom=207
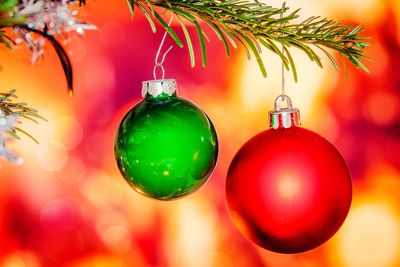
left=14, top=0, right=96, bottom=63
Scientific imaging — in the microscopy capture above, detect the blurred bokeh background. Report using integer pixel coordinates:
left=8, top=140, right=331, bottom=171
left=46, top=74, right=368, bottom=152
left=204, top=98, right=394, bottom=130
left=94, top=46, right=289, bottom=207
left=0, top=0, right=399, bottom=266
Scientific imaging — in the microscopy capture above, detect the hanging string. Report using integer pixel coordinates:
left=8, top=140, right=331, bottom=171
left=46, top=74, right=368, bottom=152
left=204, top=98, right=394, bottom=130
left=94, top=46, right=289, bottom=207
left=153, top=16, right=174, bottom=81
left=281, top=44, right=285, bottom=97
left=280, top=6, right=286, bottom=98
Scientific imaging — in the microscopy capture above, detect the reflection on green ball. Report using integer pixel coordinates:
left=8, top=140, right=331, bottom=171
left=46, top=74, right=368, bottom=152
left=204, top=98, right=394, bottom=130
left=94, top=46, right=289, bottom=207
left=114, top=81, right=218, bottom=200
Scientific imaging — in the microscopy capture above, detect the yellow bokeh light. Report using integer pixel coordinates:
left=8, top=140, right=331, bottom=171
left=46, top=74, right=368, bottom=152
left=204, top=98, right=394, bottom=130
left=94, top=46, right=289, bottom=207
left=239, top=46, right=330, bottom=121
left=337, top=203, right=400, bottom=267
left=36, top=140, right=68, bottom=171
left=164, top=200, right=217, bottom=267
left=287, top=0, right=386, bottom=24
left=79, top=168, right=112, bottom=208
left=1, top=255, right=25, bottom=267
left=102, top=225, right=132, bottom=254
left=52, top=116, right=84, bottom=150
left=1, top=252, right=40, bottom=267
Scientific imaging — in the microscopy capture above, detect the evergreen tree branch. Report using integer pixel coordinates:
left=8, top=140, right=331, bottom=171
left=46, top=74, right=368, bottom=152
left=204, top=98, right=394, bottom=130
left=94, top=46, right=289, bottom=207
left=0, top=89, right=46, bottom=144
left=0, top=0, right=370, bottom=84
left=131, top=0, right=370, bottom=80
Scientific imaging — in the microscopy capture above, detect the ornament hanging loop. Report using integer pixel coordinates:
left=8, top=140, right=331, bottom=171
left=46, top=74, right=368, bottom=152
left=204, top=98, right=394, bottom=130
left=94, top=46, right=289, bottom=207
left=269, top=94, right=300, bottom=129
left=274, top=94, right=293, bottom=110
left=153, top=16, right=174, bottom=81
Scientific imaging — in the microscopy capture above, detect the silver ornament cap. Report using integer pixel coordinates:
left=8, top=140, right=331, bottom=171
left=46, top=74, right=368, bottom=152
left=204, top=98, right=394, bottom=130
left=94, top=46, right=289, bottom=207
left=142, top=79, right=177, bottom=98
left=269, top=95, right=301, bottom=129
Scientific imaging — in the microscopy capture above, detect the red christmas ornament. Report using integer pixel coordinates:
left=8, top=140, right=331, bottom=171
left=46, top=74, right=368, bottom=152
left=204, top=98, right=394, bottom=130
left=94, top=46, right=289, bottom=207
left=226, top=95, right=352, bottom=254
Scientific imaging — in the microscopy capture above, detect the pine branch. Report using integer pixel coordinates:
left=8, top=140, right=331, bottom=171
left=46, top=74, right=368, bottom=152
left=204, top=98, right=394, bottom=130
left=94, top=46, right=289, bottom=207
left=0, top=89, right=46, bottom=144
left=131, top=0, right=370, bottom=80
left=0, top=0, right=370, bottom=86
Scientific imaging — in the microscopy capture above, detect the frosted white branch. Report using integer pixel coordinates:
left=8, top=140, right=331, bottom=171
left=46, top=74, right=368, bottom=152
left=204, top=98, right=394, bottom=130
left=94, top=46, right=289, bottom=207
left=0, top=110, right=23, bottom=165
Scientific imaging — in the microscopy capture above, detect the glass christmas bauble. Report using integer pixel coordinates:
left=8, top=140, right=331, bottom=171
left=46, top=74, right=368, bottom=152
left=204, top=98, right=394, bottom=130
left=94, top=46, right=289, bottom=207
left=226, top=95, right=352, bottom=253
left=115, top=79, right=218, bottom=200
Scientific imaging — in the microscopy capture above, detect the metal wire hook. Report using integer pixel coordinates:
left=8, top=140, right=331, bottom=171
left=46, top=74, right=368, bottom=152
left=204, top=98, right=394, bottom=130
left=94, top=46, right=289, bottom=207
left=153, top=15, right=174, bottom=80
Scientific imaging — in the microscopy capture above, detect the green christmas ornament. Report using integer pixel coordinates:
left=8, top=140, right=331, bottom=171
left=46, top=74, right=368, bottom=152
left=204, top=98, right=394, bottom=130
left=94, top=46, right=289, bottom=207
left=114, top=79, right=218, bottom=200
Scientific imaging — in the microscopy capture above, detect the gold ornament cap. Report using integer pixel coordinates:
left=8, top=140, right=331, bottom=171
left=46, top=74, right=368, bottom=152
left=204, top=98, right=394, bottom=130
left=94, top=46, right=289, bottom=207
left=269, top=95, right=301, bottom=129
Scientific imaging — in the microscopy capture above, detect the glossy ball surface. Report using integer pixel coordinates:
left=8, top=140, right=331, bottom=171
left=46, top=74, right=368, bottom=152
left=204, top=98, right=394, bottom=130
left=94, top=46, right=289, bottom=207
left=226, top=126, right=352, bottom=253
left=115, top=93, right=218, bottom=200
